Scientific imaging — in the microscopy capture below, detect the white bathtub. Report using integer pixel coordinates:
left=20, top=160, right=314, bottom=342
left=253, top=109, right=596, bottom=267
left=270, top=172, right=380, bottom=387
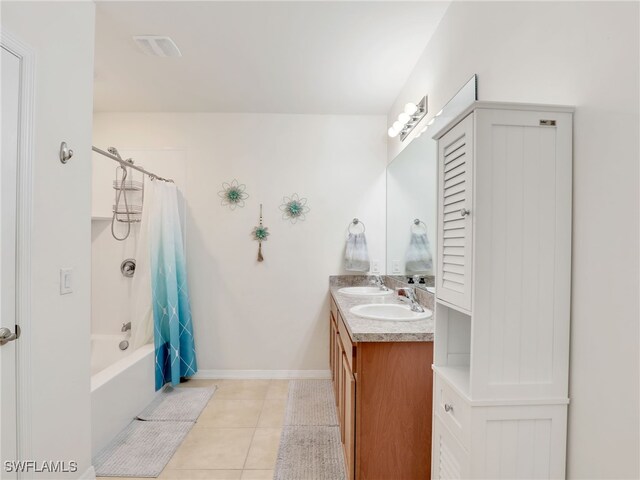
left=90, top=335, right=157, bottom=455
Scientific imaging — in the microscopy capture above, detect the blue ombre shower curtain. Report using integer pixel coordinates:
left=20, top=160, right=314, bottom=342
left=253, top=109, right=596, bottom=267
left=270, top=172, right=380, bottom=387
left=148, top=180, right=197, bottom=390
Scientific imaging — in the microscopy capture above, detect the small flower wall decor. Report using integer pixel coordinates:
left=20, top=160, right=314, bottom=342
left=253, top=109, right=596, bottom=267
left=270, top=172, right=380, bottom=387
left=218, top=179, right=249, bottom=210
left=252, top=225, right=270, bottom=241
left=279, top=193, right=310, bottom=223
left=252, top=204, right=269, bottom=262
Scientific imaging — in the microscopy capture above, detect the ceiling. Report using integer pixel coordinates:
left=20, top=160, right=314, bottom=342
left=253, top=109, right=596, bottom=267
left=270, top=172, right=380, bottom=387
left=94, top=1, right=449, bottom=114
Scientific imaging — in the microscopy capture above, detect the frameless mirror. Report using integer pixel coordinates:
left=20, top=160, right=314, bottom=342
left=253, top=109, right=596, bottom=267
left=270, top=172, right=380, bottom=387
left=386, top=75, right=477, bottom=289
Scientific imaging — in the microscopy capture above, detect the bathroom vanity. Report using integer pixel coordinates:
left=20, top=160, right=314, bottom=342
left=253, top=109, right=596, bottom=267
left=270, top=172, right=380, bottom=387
left=329, top=277, right=434, bottom=480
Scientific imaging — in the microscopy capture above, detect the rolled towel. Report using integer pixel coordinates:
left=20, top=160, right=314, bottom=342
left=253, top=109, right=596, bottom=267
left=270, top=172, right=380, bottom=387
left=405, top=232, right=433, bottom=274
left=344, top=232, right=370, bottom=272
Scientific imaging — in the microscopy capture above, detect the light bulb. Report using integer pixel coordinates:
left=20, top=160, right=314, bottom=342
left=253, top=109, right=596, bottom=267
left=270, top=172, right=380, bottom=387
left=427, top=118, right=435, bottom=126
left=388, top=127, right=399, bottom=138
left=435, top=109, right=443, bottom=117
left=398, top=112, right=410, bottom=124
left=421, top=125, right=428, bottom=133
left=392, top=121, right=402, bottom=131
left=404, top=103, right=418, bottom=116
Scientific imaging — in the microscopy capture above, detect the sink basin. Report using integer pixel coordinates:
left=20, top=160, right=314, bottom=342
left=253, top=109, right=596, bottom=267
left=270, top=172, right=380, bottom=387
left=338, top=286, right=393, bottom=297
left=350, top=304, right=432, bottom=321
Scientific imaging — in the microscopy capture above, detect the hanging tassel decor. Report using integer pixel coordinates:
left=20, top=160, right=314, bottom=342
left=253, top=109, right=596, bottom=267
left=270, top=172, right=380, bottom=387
left=252, top=204, right=270, bottom=262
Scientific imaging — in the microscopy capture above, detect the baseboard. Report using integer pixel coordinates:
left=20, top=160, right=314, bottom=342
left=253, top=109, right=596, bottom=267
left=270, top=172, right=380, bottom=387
left=79, top=465, right=96, bottom=480
left=193, top=369, right=331, bottom=380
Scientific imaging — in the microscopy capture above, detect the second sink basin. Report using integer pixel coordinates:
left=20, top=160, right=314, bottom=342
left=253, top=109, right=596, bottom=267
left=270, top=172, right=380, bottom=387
left=338, top=286, right=393, bottom=297
left=350, top=304, right=433, bottom=321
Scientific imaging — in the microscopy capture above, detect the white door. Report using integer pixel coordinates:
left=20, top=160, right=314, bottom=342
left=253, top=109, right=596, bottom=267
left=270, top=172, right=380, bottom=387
left=436, top=113, right=474, bottom=312
left=0, top=45, right=21, bottom=479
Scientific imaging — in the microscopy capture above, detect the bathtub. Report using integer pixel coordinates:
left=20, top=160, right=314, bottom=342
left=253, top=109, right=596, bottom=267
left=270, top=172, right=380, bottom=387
left=90, top=335, right=157, bottom=455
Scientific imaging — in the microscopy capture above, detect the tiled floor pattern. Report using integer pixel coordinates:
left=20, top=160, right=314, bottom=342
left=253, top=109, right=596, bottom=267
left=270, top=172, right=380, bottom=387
left=99, top=379, right=289, bottom=480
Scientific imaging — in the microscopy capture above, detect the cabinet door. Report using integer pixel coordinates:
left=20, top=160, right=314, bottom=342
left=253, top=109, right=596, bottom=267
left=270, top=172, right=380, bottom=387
left=342, top=353, right=356, bottom=480
left=336, top=335, right=344, bottom=414
left=329, top=316, right=335, bottom=381
left=437, top=113, right=474, bottom=312
left=432, top=417, right=469, bottom=480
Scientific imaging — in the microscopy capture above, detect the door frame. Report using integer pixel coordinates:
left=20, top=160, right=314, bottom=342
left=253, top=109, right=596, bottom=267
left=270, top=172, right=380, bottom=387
left=1, top=29, right=35, bottom=473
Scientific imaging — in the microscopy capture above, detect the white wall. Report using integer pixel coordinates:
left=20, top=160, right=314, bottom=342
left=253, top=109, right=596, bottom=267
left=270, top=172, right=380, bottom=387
left=93, top=113, right=387, bottom=373
left=1, top=2, right=95, bottom=478
left=387, top=2, right=639, bottom=478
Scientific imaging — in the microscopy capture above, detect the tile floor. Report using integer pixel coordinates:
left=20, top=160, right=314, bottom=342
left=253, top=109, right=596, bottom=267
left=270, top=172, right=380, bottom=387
left=99, top=379, right=289, bottom=480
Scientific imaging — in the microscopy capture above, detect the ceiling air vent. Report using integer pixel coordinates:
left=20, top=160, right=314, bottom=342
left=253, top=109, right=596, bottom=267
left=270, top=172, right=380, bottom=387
left=133, top=36, right=182, bottom=57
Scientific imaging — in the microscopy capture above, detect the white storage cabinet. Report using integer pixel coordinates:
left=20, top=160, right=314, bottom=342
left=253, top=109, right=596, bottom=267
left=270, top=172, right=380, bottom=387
left=432, top=102, right=573, bottom=479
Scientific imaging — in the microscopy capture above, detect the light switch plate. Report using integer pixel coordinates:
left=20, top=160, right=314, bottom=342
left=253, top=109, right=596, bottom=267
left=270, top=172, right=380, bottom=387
left=392, top=261, right=401, bottom=274
left=60, top=268, right=73, bottom=295
left=371, top=259, right=380, bottom=273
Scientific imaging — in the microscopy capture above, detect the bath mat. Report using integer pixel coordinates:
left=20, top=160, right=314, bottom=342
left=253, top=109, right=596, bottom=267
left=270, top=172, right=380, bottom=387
left=284, top=379, right=339, bottom=426
left=137, top=385, right=216, bottom=422
left=93, top=420, right=192, bottom=477
left=274, top=426, right=347, bottom=480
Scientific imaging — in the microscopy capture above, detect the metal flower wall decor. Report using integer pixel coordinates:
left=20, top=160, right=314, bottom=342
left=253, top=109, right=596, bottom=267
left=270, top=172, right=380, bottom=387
left=218, top=179, right=249, bottom=210
left=279, top=193, right=310, bottom=223
left=252, top=204, right=269, bottom=262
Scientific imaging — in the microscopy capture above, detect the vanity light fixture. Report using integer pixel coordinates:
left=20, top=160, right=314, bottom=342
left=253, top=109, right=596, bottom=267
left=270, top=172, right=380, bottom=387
left=387, top=96, right=428, bottom=141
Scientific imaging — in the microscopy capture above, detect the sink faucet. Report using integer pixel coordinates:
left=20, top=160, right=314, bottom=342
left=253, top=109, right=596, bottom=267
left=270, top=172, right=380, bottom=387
left=121, top=322, right=131, bottom=332
left=396, top=287, right=425, bottom=313
left=369, top=275, right=389, bottom=291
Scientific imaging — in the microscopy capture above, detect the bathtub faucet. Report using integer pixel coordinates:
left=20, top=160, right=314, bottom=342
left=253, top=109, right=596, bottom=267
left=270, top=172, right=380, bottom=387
left=121, top=322, right=131, bottom=332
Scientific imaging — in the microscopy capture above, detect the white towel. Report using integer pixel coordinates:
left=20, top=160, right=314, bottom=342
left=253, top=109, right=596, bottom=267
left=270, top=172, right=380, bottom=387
left=344, top=232, right=370, bottom=272
left=405, top=232, right=433, bottom=274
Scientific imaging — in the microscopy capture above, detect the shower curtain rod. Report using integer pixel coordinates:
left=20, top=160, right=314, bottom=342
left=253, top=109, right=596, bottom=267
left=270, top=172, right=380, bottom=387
left=92, top=146, right=174, bottom=183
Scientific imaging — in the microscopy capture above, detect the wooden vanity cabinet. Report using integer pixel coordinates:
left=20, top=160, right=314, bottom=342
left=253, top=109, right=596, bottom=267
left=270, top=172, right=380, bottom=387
left=342, top=352, right=356, bottom=480
left=330, top=294, right=433, bottom=480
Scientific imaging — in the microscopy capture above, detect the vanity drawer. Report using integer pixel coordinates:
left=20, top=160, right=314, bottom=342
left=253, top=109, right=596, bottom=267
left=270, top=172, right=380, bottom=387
left=337, top=312, right=356, bottom=373
left=434, top=373, right=471, bottom=450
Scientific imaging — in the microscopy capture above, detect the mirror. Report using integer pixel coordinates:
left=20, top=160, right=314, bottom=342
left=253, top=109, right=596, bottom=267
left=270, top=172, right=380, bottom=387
left=386, top=75, right=477, bottom=289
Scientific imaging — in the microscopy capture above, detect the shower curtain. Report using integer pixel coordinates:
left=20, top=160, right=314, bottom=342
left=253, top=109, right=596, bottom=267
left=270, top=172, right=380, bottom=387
left=131, top=180, right=197, bottom=390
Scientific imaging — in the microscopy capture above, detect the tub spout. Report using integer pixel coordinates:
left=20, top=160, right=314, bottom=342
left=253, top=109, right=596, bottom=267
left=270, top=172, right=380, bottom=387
left=121, top=322, right=131, bottom=332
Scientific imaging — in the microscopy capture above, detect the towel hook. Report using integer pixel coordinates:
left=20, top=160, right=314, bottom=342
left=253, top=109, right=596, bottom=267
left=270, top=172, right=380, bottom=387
left=59, top=141, right=74, bottom=164
left=349, top=218, right=366, bottom=234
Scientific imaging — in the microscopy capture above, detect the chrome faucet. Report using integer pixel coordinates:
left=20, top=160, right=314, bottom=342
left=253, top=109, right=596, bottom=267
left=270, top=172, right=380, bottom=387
left=121, top=322, right=131, bottom=332
left=369, top=274, right=389, bottom=291
left=396, top=287, right=425, bottom=313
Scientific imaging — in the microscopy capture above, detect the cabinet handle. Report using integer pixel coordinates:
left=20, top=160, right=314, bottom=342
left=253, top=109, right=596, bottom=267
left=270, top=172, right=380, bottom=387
left=444, top=403, right=453, bottom=413
left=460, top=208, right=470, bottom=217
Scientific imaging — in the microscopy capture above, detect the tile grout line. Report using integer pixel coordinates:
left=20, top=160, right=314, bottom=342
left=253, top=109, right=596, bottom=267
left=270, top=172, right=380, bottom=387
left=241, top=379, right=272, bottom=470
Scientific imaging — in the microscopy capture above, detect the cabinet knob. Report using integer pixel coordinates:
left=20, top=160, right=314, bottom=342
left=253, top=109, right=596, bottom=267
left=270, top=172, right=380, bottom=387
left=444, top=403, right=453, bottom=413
left=460, top=208, right=470, bottom=217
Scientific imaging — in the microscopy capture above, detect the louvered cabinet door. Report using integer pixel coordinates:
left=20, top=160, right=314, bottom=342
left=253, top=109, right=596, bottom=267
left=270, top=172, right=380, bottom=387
left=432, top=417, right=469, bottom=480
left=437, top=113, right=474, bottom=312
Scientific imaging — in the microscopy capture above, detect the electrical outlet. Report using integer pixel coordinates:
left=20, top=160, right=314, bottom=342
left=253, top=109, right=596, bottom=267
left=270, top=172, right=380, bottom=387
left=371, top=260, right=380, bottom=273
left=60, top=268, right=73, bottom=295
left=392, top=261, right=401, bottom=274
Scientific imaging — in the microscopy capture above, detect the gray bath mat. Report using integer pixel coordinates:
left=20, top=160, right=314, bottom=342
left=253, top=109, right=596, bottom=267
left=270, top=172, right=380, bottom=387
left=93, top=420, right=192, bottom=477
left=137, top=385, right=216, bottom=421
left=284, top=379, right=338, bottom=426
left=274, top=426, right=347, bottom=480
